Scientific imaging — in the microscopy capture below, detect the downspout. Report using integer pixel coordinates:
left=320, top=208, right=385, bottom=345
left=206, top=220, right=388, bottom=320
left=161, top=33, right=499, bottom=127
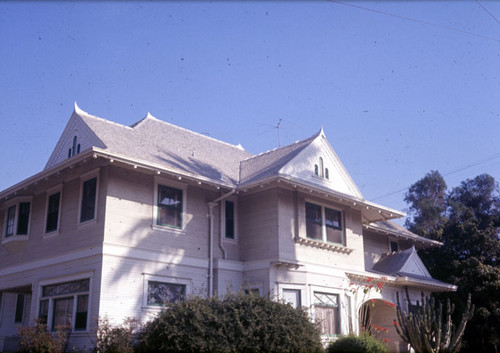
left=207, top=189, right=235, bottom=297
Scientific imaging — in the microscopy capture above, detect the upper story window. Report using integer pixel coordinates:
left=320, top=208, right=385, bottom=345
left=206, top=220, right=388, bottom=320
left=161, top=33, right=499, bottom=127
left=224, top=200, right=236, bottom=240
left=154, top=178, right=186, bottom=230
left=45, top=188, right=62, bottom=234
left=3, top=198, right=32, bottom=240
left=305, top=202, right=344, bottom=245
left=314, top=157, right=329, bottom=180
left=389, top=239, right=399, bottom=253
left=79, top=170, right=99, bottom=224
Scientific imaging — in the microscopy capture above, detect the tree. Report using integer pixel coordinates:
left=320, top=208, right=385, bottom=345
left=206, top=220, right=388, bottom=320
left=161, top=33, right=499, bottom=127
left=404, top=172, right=500, bottom=353
left=404, top=170, right=447, bottom=241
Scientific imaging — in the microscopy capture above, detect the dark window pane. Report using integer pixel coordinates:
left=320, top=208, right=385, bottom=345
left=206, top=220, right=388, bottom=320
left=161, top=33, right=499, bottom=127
left=157, top=185, right=182, bottom=227
left=52, top=297, right=73, bottom=330
left=46, top=192, right=61, bottom=233
left=15, top=294, right=25, bottom=323
left=147, top=281, right=185, bottom=305
left=39, top=299, right=49, bottom=325
left=390, top=241, right=399, bottom=252
left=225, top=201, right=234, bottom=239
left=5, top=205, right=16, bottom=237
left=306, top=202, right=322, bottom=240
left=75, top=295, right=88, bottom=331
left=325, top=208, right=343, bottom=244
left=80, top=178, right=97, bottom=222
left=17, top=202, right=30, bottom=235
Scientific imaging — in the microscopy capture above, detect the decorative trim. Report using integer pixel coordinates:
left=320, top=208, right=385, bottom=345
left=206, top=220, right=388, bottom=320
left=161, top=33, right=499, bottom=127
left=294, top=236, right=353, bottom=254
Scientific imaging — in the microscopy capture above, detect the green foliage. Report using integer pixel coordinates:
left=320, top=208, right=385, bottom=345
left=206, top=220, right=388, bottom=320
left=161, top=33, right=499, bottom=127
left=405, top=172, right=500, bottom=353
left=394, top=291, right=474, bottom=353
left=326, top=334, right=388, bottom=353
left=18, top=321, right=70, bottom=353
left=93, top=316, right=139, bottom=353
left=138, top=291, right=323, bottom=353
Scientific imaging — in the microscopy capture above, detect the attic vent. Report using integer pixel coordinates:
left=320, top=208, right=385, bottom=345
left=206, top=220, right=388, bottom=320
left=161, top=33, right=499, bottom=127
left=314, top=157, right=329, bottom=180
left=68, top=136, right=81, bottom=158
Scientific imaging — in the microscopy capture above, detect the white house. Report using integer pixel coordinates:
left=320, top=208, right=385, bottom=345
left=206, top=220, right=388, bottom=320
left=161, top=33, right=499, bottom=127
left=0, top=104, right=455, bottom=352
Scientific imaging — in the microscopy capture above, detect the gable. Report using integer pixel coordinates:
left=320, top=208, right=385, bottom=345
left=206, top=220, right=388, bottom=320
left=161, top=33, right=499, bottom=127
left=279, top=132, right=363, bottom=199
left=45, top=105, right=106, bottom=170
left=372, top=246, right=432, bottom=280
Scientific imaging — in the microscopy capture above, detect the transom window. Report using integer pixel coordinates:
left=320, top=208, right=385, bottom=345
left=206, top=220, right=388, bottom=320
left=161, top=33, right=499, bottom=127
left=4, top=200, right=31, bottom=238
left=147, top=281, right=185, bottom=306
left=305, top=202, right=344, bottom=245
left=39, top=278, right=90, bottom=331
left=314, top=292, right=340, bottom=336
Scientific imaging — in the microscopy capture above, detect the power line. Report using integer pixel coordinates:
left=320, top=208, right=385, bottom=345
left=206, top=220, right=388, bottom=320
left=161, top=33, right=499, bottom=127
left=329, top=0, right=500, bottom=43
left=475, top=0, right=500, bottom=25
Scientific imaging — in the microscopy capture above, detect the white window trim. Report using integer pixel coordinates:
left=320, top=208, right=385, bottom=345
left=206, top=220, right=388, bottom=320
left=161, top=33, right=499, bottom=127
left=2, top=196, right=33, bottom=244
left=37, top=272, right=93, bottom=333
left=304, top=199, right=345, bottom=245
left=222, top=197, right=238, bottom=242
left=44, top=184, right=63, bottom=236
left=78, top=169, right=100, bottom=225
left=142, top=273, right=192, bottom=309
left=152, top=177, right=187, bottom=232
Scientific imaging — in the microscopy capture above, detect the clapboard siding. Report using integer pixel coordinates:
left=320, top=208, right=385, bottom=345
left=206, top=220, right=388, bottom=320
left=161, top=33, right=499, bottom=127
left=238, top=190, right=279, bottom=262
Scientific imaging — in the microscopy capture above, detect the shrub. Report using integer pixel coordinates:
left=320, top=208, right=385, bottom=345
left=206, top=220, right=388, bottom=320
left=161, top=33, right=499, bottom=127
left=138, top=291, right=323, bottom=353
left=18, top=320, right=70, bottom=353
left=94, top=316, right=139, bottom=353
left=327, top=334, right=388, bottom=353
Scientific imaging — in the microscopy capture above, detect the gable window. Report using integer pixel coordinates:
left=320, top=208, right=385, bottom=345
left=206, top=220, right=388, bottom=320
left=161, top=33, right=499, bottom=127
left=39, top=278, right=90, bottom=331
left=4, top=199, right=32, bottom=239
left=314, top=157, right=329, bottom=179
left=80, top=176, right=97, bottom=223
left=305, top=202, right=344, bottom=245
left=314, top=292, right=340, bottom=336
left=46, top=191, right=61, bottom=233
left=224, top=200, right=235, bottom=240
left=157, top=185, right=183, bottom=228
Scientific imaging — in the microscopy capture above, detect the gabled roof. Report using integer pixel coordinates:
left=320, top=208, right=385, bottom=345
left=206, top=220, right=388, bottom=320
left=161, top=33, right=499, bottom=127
left=46, top=103, right=253, bottom=185
left=370, top=246, right=456, bottom=291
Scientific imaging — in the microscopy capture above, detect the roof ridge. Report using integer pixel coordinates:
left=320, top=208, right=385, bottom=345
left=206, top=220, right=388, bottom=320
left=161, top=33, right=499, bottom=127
left=134, top=113, right=252, bottom=154
left=74, top=102, right=133, bottom=131
left=242, top=128, right=321, bottom=162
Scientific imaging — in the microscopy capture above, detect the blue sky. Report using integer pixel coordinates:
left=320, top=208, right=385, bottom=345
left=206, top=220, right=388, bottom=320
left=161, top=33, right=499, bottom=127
left=1, top=1, right=499, bottom=222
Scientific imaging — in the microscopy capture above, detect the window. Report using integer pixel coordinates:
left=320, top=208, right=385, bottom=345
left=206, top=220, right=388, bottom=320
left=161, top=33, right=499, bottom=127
left=390, top=240, right=399, bottom=253
left=80, top=177, right=97, bottom=223
left=46, top=191, right=61, bottom=233
left=68, top=136, right=81, bottom=158
left=282, top=289, right=301, bottom=309
left=147, top=281, right=185, bottom=306
left=15, top=294, right=25, bottom=323
left=156, top=184, right=183, bottom=228
left=39, top=278, right=90, bottom=331
left=314, top=292, right=340, bottom=336
left=305, top=202, right=344, bottom=245
left=224, top=200, right=235, bottom=239
left=314, top=157, right=329, bottom=180
left=4, top=199, right=31, bottom=238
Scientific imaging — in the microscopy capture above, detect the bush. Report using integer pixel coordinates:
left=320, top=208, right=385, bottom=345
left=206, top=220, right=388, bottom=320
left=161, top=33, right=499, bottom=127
left=94, top=316, right=139, bottom=353
left=138, top=291, right=323, bottom=353
left=327, top=334, right=388, bottom=353
left=18, top=321, right=70, bottom=353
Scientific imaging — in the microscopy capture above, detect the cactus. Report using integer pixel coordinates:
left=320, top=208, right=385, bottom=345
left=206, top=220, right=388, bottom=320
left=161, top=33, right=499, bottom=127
left=394, top=290, right=474, bottom=353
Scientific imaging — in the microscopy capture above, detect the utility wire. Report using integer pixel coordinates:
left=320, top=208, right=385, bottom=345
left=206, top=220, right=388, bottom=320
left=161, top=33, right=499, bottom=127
left=329, top=0, right=500, bottom=43
left=475, top=0, right=500, bottom=25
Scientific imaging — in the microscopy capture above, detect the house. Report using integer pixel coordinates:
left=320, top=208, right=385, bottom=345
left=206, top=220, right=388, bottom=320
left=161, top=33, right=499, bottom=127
left=0, top=104, right=455, bottom=352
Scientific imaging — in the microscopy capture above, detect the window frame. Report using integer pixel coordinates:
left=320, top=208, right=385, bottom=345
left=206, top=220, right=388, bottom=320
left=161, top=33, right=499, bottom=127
left=2, top=196, right=32, bottom=243
left=38, top=274, right=92, bottom=332
left=153, top=178, right=187, bottom=231
left=142, top=274, right=191, bottom=309
left=223, top=198, right=238, bottom=241
left=78, top=170, right=99, bottom=225
left=15, top=294, right=26, bottom=324
left=45, top=185, right=63, bottom=235
left=313, top=291, right=341, bottom=336
left=389, top=237, right=399, bottom=253
left=305, top=200, right=345, bottom=246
